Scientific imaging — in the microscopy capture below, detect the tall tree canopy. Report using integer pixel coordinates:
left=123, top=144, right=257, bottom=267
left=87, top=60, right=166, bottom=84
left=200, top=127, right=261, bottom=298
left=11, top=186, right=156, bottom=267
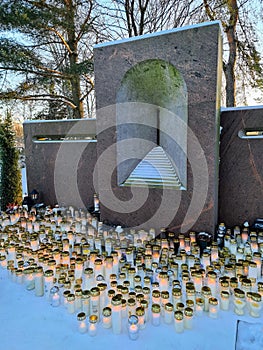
left=0, top=112, right=22, bottom=210
left=101, top=0, right=263, bottom=107
left=0, top=0, right=262, bottom=117
left=0, top=0, right=99, bottom=119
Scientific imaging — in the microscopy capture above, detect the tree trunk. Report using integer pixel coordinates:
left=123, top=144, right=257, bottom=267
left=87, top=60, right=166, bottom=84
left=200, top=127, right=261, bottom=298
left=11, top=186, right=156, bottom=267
left=224, top=0, right=238, bottom=107
left=66, top=0, right=84, bottom=118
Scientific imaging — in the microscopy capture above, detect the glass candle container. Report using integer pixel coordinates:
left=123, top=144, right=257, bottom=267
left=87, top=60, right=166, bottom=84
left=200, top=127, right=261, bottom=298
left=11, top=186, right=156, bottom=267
left=206, top=271, right=217, bottom=297
left=44, top=269, right=54, bottom=300
left=195, top=297, right=204, bottom=316
left=233, top=288, right=246, bottom=316
left=192, top=271, right=202, bottom=293
left=174, top=310, right=184, bottom=333
left=172, top=287, right=182, bottom=307
left=102, top=307, right=112, bottom=328
left=248, top=261, right=258, bottom=279
left=140, top=299, right=149, bottom=322
left=34, top=266, right=44, bottom=297
left=127, top=297, right=136, bottom=317
left=128, top=267, right=136, bottom=290
left=63, top=290, right=71, bottom=308
left=81, top=290, right=90, bottom=315
left=186, top=285, right=196, bottom=303
left=128, top=315, right=139, bottom=340
left=74, top=289, right=82, bottom=311
left=122, top=299, right=127, bottom=318
left=50, top=286, right=60, bottom=307
left=164, top=302, right=174, bottom=324
left=249, top=293, right=262, bottom=318
left=158, top=272, right=169, bottom=291
left=160, top=291, right=170, bottom=316
left=77, top=312, right=87, bottom=334
left=111, top=295, right=122, bottom=334
left=201, top=286, right=212, bottom=312
left=135, top=306, right=146, bottom=329
left=184, top=307, right=193, bottom=330
left=208, top=297, right=219, bottom=319
left=152, top=290, right=161, bottom=305
left=151, top=303, right=161, bottom=326
left=220, top=291, right=230, bottom=311
left=241, top=278, right=252, bottom=294
left=90, top=287, right=100, bottom=320
left=23, top=267, right=35, bottom=291
left=88, top=314, right=98, bottom=336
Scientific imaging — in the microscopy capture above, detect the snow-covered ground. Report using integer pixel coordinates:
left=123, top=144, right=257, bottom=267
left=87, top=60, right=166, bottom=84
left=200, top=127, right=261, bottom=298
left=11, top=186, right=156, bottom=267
left=0, top=267, right=261, bottom=350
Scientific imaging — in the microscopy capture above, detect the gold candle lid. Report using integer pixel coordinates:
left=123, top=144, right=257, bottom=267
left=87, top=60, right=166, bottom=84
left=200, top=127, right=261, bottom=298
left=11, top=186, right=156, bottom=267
left=176, top=302, right=185, bottom=311
left=151, top=303, right=161, bottom=313
left=151, top=288, right=160, bottom=297
left=67, top=293, right=75, bottom=301
left=251, top=293, right=261, bottom=302
left=89, top=314, right=98, bottom=323
left=140, top=299, right=148, bottom=309
left=135, top=306, right=145, bottom=316
left=234, top=288, right=245, bottom=298
left=84, top=267, right=93, bottom=275
left=241, top=278, right=252, bottom=287
left=161, top=291, right=169, bottom=299
left=127, top=298, right=136, bottom=306
left=77, top=312, right=86, bottom=321
left=209, top=297, right=218, bottom=305
left=220, top=291, right=230, bottom=298
left=90, top=287, right=100, bottom=297
left=184, top=307, right=194, bottom=317
left=201, top=286, right=211, bottom=296
left=196, top=297, right=204, bottom=305
left=172, top=287, right=182, bottom=297
left=186, top=299, right=194, bottom=308
left=164, top=302, right=174, bottom=312
left=111, top=295, right=122, bottom=306
left=174, top=310, right=184, bottom=320
left=102, top=307, right=112, bottom=316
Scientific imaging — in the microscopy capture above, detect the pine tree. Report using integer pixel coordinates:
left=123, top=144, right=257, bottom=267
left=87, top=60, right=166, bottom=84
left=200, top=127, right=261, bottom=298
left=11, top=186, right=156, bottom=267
left=0, top=112, right=22, bottom=211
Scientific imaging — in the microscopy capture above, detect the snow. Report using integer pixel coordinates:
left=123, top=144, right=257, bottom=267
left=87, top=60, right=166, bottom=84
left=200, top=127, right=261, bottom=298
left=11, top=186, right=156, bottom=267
left=94, top=21, right=223, bottom=49
left=0, top=267, right=262, bottom=350
left=221, top=105, right=263, bottom=112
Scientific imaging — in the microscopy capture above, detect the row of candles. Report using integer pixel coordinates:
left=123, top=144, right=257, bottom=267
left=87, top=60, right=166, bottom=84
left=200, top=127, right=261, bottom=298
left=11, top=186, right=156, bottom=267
left=0, top=207, right=263, bottom=339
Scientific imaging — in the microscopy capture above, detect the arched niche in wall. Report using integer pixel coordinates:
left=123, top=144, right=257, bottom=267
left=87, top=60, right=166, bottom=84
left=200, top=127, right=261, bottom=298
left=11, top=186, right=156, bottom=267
left=116, top=59, right=188, bottom=190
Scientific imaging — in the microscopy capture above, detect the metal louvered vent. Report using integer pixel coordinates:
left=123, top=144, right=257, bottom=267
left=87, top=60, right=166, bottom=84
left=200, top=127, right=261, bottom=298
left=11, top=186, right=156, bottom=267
left=121, top=146, right=184, bottom=189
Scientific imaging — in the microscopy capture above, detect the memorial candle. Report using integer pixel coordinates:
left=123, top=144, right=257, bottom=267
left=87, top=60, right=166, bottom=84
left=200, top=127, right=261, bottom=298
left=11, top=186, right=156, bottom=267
left=77, top=312, right=87, bottom=334
left=88, top=315, right=98, bottom=336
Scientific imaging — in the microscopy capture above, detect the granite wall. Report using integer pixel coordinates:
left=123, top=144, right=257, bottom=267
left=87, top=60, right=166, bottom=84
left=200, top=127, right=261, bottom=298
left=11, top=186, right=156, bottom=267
left=219, top=107, right=263, bottom=227
left=23, top=119, right=97, bottom=209
left=93, top=21, right=223, bottom=234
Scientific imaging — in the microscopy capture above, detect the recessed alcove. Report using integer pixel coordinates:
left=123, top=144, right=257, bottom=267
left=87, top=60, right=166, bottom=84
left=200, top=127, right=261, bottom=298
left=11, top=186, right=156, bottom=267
left=116, top=59, right=187, bottom=190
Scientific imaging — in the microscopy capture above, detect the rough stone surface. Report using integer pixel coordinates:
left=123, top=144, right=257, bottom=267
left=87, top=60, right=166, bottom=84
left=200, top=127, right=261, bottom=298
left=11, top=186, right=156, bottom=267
left=23, top=119, right=97, bottom=209
left=94, top=22, right=223, bottom=234
left=219, top=107, right=263, bottom=227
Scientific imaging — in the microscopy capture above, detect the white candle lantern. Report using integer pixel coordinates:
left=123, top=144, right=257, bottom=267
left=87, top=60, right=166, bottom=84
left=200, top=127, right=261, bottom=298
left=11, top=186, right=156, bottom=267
left=135, top=306, right=146, bottom=329
left=83, top=267, right=94, bottom=290
left=128, top=315, right=139, bottom=340
left=195, top=297, right=204, bottom=316
left=88, top=314, right=98, bottom=336
left=184, top=307, right=193, bottom=329
left=50, top=286, right=60, bottom=307
left=34, top=266, right=44, bottom=297
left=208, top=297, right=219, bottom=318
left=249, top=293, right=262, bottom=318
left=77, top=312, right=87, bottom=333
left=151, top=303, right=161, bottom=326
left=102, top=307, right=112, bottom=328
left=206, top=271, right=217, bottom=296
left=233, top=288, right=246, bottom=315
left=201, top=286, right=212, bottom=312
left=111, top=295, right=122, bottom=334
left=174, top=311, right=184, bottom=333
left=90, top=287, right=100, bottom=321
left=220, top=291, right=230, bottom=311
